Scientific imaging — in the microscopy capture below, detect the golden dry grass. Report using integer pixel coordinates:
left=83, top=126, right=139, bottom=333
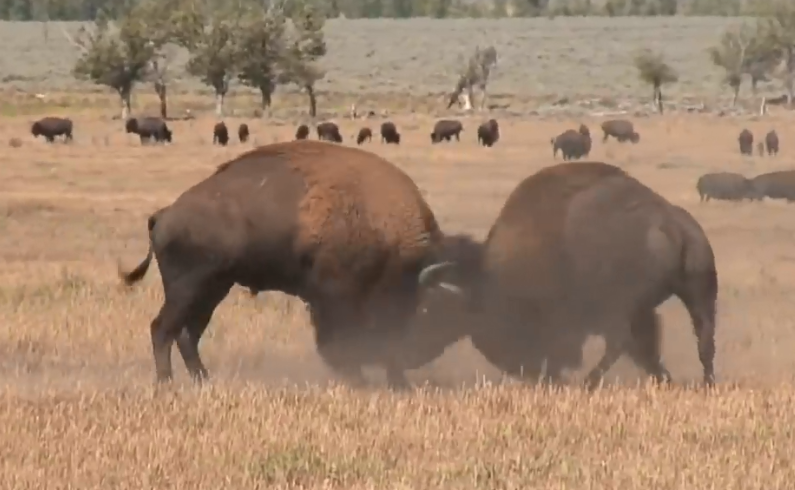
left=2, top=109, right=795, bottom=488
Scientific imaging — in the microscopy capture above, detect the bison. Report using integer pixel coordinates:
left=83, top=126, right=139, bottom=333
left=477, top=119, right=500, bottom=147
left=738, top=129, right=753, bottom=155
left=380, top=122, right=401, bottom=145
left=356, top=127, right=372, bottom=145
left=118, top=140, right=454, bottom=389
left=551, top=124, right=591, bottom=160
left=213, top=121, right=229, bottom=146
left=126, top=117, right=172, bottom=145
left=317, top=122, right=343, bottom=143
left=600, top=119, right=640, bottom=144
left=749, top=170, right=795, bottom=202
left=238, top=123, right=250, bottom=143
left=417, top=161, right=717, bottom=389
left=765, top=130, right=779, bottom=156
left=696, top=172, right=757, bottom=202
left=431, top=119, right=463, bottom=144
left=295, top=124, right=310, bottom=140
left=31, top=116, right=73, bottom=143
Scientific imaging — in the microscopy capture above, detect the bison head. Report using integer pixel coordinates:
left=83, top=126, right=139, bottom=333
left=578, top=124, right=590, bottom=137
left=163, top=126, right=173, bottom=143
left=418, top=234, right=484, bottom=300
left=125, top=118, right=139, bottom=134
left=30, top=122, right=41, bottom=137
left=630, top=132, right=640, bottom=144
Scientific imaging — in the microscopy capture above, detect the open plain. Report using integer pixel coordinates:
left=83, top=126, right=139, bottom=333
left=2, top=16, right=795, bottom=490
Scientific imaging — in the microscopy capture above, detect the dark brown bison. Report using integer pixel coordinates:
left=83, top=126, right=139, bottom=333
left=380, top=122, right=401, bottom=145
left=600, top=119, right=639, bottom=144
left=31, top=116, right=73, bottom=143
left=118, top=140, right=453, bottom=389
left=238, top=123, right=250, bottom=143
left=126, top=117, right=172, bottom=145
left=213, top=121, right=229, bottom=146
left=765, top=130, right=779, bottom=156
left=431, top=119, right=463, bottom=143
left=551, top=124, right=591, bottom=160
left=356, top=127, right=372, bottom=145
left=477, top=119, right=500, bottom=147
left=696, top=172, right=757, bottom=202
left=417, top=161, right=717, bottom=388
left=317, top=122, right=343, bottom=143
left=749, top=170, right=795, bottom=201
left=738, top=129, right=753, bottom=155
left=295, top=124, right=310, bottom=140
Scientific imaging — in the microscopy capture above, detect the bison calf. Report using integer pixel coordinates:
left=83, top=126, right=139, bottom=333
left=295, top=124, right=310, bottom=140
left=431, top=119, right=463, bottom=144
left=31, top=116, right=73, bottom=143
left=380, top=122, right=401, bottom=145
left=317, top=121, right=343, bottom=143
left=213, top=121, right=229, bottom=146
left=356, top=127, right=372, bottom=145
left=551, top=124, right=591, bottom=160
left=477, top=119, right=500, bottom=147
left=738, top=129, right=753, bottom=155
left=696, top=172, right=757, bottom=202
left=765, top=130, right=779, bottom=156
left=238, top=123, right=250, bottom=143
left=600, top=119, right=639, bottom=144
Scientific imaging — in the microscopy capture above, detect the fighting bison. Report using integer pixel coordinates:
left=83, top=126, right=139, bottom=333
left=213, top=121, right=229, bottom=146
left=381, top=122, right=401, bottom=145
left=477, top=119, right=500, bottom=147
left=551, top=124, right=591, bottom=160
left=738, top=129, right=753, bottom=155
left=418, top=161, right=717, bottom=388
left=317, top=122, right=343, bottom=143
left=118, top=140, right=453, bottom=389
left=600, top=119, right=640, bottom=144
left=238, top=123, right=250, bottom=143
left=295, top=124, right=310, bottom=140
left=749, top=170, right=795, bottom=202
left=126, top=117, right=172, bottom=145
left=356, top=127, right=372, bottom=145
left=765, top=130, right=779, bottom=156
left=31, top=116, right=73, bottom=143
left=431, top=119, right=463, bottom=143
left=696, top=172, right=757, bottom=202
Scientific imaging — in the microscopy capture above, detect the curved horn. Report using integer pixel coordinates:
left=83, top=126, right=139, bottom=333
left=418, top=261, right=455, bottom=286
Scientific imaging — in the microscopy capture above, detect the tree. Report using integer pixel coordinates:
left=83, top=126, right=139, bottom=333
left=234, top=4, right=288, bottom=114
left=278, top=1, right=327, bottom=117
left=754, top=1, right=795, bottom=105
left=63, top=7, right=159, bottom=119
left=634, top=48, right=678, bottom=114
left=709, top=25, right=754, bottom=107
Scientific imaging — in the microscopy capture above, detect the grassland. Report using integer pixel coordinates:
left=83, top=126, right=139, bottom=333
left=2, top=16, right=795, bottom=489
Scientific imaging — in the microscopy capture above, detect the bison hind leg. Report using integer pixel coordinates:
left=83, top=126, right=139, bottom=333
left=627, top=308, right=672, bottom=384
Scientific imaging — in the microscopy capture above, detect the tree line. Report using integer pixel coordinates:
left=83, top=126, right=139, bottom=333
left=0, top=0, right=786, bottom=20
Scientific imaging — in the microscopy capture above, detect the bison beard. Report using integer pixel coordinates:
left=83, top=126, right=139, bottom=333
left=118, top=140, right=454, bottom=389
left=418, top=161, right=717, bottom=388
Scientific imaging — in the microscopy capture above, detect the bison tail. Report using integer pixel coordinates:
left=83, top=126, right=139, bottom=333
left=117, top=208, right=163, bottom=287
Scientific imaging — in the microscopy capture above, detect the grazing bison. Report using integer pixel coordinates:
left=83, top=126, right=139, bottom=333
left=477, top=119, right=500, bottom=147
left=295, top=124, right=310, bottom=140
left=118, top=140, right=454, bottom=389
left=356, top=127, right=372, bottom=145
left=126, top=117, right=172, bottom=145
left=317, top=122, right=343, bottom=143
left=380, top=122, right=401, bottom=145
left=213, top=121, right=229, bottom=146
left=696, top=172, right=757, bottom=202
left=238, top=123, right=250, bottom=143
left=31, top=116, right=73, bottom=143
left=551, top=124, right=591, bottom=160
left=418, top=161, right=717, bottom=388
left=431, top=119, right=464, bottom=143
left=765, top=130, right=779, bottom=156
left=749, top=170, right=795, bottom=202
left=600, top=119, right=640, bottom=144
left=738, top=129, right=753, bottom=155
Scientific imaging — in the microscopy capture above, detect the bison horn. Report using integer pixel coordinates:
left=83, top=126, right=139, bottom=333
left=418, top=261, right=462, bottom=294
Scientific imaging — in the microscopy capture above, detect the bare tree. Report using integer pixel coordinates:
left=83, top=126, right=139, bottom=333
left=447, top=45, right=498, bottom=112
left=755, top=1, right=795, bottom=106
left=278, top=1, right=328, bottom=117
left=709, top=25, right=753, bottom=106
left=634, top=48, right=678, bottom=114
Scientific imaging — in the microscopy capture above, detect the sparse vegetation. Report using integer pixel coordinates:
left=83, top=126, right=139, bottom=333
left=634, top=48, right=678, bottom=113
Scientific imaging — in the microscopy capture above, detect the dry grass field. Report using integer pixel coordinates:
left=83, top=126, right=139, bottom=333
left=1, top=14, right=795, bottom=490
left=1, top=110, right=795, bottom=488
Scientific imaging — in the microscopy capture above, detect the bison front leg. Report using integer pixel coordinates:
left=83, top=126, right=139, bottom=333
left=311, top=302, right=370, bottom=388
